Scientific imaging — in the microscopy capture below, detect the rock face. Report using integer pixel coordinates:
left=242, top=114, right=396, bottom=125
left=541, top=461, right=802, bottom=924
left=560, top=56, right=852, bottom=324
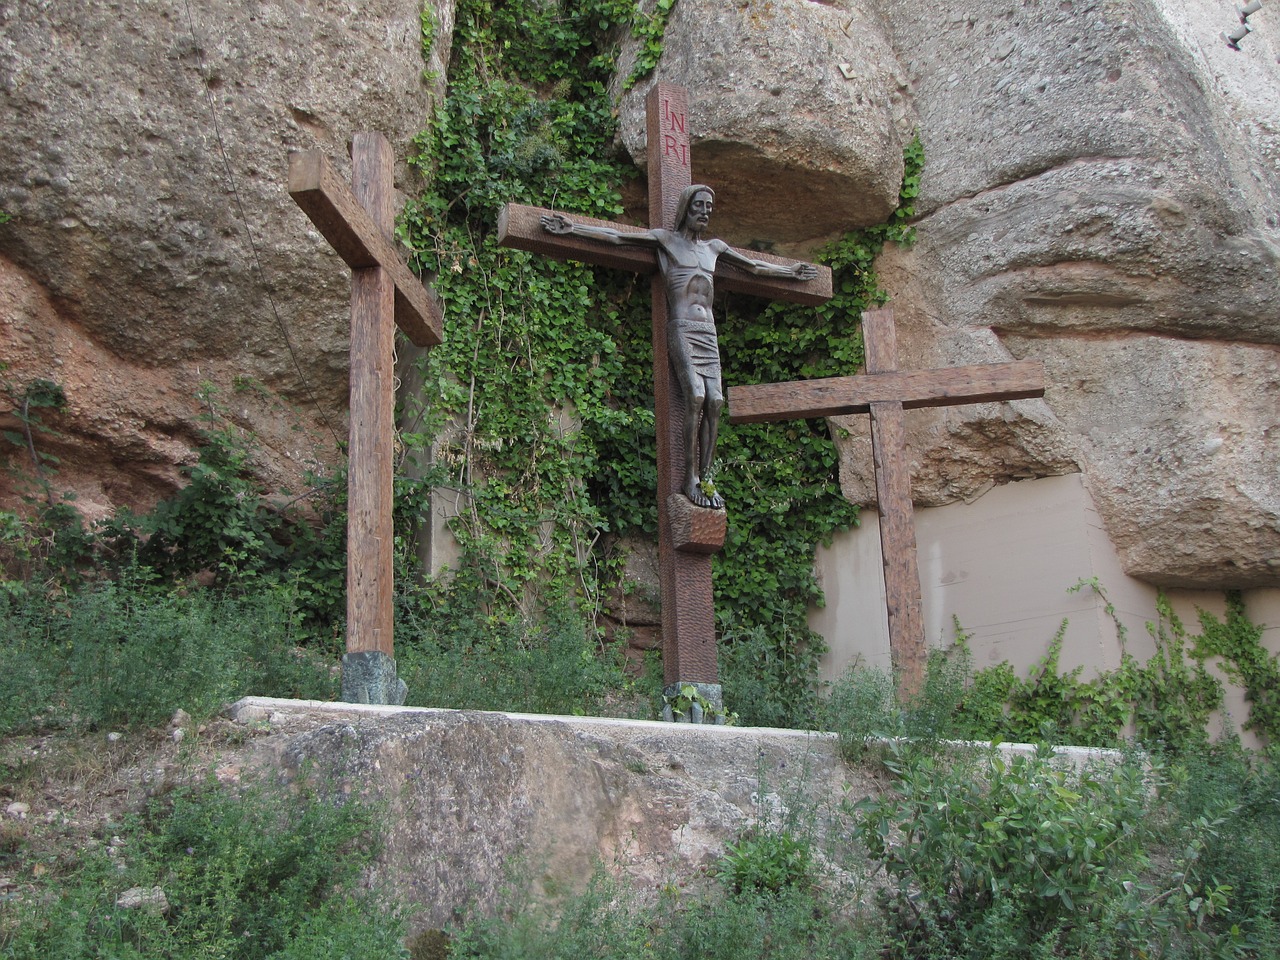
left=612, top=0, right=913, bottom=248
left=0, top=0, right=1275, bottom=587
left=610, top=0, right=1278, bottom=588
left=0, top=0, right=448, bottom=516
left=848, top=0, right=1280, bottom=588
left=229, top=697, right=873, bottom=932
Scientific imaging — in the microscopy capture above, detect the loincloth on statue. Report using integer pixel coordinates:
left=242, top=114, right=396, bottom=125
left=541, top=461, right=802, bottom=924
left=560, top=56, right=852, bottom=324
left=668, top=317, right=721, bottom=379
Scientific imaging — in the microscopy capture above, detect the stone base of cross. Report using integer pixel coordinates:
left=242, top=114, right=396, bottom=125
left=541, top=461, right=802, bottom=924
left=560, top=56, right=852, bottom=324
left=729, top=308, right=1045, bottom=699
left=289, top=133, right=443, bottom=705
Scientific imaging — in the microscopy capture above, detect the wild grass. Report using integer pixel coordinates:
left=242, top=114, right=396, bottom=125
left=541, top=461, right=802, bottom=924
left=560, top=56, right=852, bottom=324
left=0, top=575, right=336, bottom=736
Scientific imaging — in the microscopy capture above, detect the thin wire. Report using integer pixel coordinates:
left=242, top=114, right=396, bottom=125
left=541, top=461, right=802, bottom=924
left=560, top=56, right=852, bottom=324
left=180, top=0, right=343, bottom=449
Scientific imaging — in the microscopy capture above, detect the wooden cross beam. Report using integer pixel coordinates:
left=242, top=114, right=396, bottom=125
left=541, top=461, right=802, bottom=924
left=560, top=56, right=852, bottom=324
left=729, top=307, right=1045, bottom=698
left=498, top=84, right=831, bottom=712
left=289, top=132, right=443, bottom=704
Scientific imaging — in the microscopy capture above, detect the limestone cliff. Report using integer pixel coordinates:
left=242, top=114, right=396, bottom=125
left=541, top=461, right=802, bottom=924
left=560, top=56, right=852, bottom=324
left=0, top=0, right=449, bottom=517
left=0, top=0, right=1275, bottom=588
left=615, top=0, right=1279, bottom=589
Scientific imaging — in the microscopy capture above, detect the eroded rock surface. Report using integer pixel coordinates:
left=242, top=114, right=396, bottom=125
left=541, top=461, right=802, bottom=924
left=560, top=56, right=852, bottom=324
left=830, top=0, right=1280, bottom=587
left=230, top=698, right=872, bottom=932
left=0, top=0, right=1276, bottom=588
left=0, top=0, right=449, bottom=514
left=612, top=0, right=913, bottom=248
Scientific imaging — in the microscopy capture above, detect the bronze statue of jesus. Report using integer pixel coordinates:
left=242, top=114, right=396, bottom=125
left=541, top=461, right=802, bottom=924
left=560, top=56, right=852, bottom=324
left=542, top=184, right=817, bottom=509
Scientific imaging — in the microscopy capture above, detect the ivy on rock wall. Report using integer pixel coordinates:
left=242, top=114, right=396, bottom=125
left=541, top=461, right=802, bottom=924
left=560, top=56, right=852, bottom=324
left=400, top=0, right=640, bottom=618
left=400, top=0, right=921, bottom=724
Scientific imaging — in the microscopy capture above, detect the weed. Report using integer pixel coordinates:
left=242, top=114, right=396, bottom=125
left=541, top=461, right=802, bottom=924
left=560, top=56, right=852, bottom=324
left=853, top=744, right=1164, bottom=959
left=716, top=830, right=813, bottom=896
left=396, top=590, right=635, bottom=717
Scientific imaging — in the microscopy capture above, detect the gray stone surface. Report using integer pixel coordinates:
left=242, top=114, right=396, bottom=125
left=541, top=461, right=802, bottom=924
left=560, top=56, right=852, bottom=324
left=662, top=681, right=724, bottom=723
left=341, top=651, right=409, bottom=706
left=612, top=0, right=913, bottom=248
left=227, top=697, right=875, bottom=933
left=0, top=0, right=1276, bottom=590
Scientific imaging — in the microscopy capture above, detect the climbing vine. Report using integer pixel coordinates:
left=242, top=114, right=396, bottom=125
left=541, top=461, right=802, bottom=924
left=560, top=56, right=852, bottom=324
left=939, top=581, right=1276, bottom=751
left=1192, top=591, right=1280, bottom=742
left=398, top=0, right=922, bottom=723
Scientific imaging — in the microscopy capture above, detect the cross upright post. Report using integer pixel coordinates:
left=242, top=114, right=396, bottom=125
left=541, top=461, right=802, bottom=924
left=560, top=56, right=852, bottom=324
left=498, top=84, right=831, bottom=719
left=728, top=307, right=1045, bottom=698
left=289, top=132, right=443, bottom=704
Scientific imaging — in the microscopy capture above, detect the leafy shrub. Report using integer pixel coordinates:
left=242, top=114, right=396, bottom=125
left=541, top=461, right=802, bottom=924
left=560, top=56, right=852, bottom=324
left=0, top=776, right=405, bottom=959
left=661, top=886, right=877, bottom=960
left=716, top=830, right=814, bottom=896
left=823, top=662, right=900, bottom=760
left=853, top=744, right=1161, bottom=958
left=396, top=590, right=636, bottom=717
left=450, top=867, right=877, bottom=960
left=719, top=622, right=824, bottom=729
left=449, top=871, right=657, bottom=960
left=823, top=647, right=983, bottom=759
left=1161, top=744, right=1280, bottom=954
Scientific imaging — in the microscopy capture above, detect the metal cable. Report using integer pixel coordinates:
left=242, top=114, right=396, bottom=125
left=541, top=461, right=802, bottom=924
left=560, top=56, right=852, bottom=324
left=180, top=0, right=344, bottom=449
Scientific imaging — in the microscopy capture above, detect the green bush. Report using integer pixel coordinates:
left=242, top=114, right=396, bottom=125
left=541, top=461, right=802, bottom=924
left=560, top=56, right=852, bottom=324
left=823, top=647, right=982, bottom=759
left=450, top=868, right=877, bottom=960
left=1161, top=744, right=1280, bottom=954
left=850, top=743, right=1247, bottom=959
left=716, top=831, right=814, bottom=896
left=0, top=577, right=336, bottom=734
left=822, top=663, right=900, bottom=760
left=0, top=776, right=405, bottom=960
left=719, top=622, right=824, bottom=729
left=660, top=886, right=877, bottom=960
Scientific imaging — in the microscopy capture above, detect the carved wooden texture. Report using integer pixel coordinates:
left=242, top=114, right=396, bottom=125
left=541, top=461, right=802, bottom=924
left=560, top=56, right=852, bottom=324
left=665, top=494, right=727, bottom=554
left=727, top=361, right=1045, bottom=423
left=497, top=203, right=833, bottom=306
left=345, top=134, right=397, bottom=657
left=647, top=84, right=718, bottom=686
left=861, top=309, right=926, bottom=697
left=496, top=84, right=834, bottom=689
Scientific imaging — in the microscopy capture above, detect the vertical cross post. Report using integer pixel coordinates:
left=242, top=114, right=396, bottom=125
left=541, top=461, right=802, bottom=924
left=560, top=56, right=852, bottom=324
left=645, top=85, right=720, bottom=700
left=863, top=308, right=927, bottom=695
left=289, top=132, right=443, bottom=704
left=496, top=85, right=830, bottom=719
left=347, top=134, right=397, bottom=686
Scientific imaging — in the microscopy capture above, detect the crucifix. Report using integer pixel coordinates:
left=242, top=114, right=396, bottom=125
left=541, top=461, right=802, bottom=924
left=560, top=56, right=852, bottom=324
left=498, top=83, right=832, bottom=718
left=729, top=307, right=1045, bottom=698
left=289, top=132, right=443, bottom=705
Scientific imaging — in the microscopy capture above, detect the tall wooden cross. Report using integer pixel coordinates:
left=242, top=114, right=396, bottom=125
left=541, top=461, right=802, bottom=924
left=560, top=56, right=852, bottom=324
left=498, top=84, right=832, bottom=712
left=729, top=307, right=1045, bottom=698
left=289, top=132, right=443, bottom=704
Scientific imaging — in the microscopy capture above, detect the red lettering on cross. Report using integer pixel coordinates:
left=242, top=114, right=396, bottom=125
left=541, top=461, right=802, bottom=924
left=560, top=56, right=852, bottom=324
left=661, top=97, right=687, bottom=136
left=662, top=134, right=689, bottom=168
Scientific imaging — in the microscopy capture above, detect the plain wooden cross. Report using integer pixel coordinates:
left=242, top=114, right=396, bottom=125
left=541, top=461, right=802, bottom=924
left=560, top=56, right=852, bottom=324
left=729, top=307, right=1045, bottom=698
left=289, top=132, right=443, bottom=703
left=498, top=83, right=831, bottom=701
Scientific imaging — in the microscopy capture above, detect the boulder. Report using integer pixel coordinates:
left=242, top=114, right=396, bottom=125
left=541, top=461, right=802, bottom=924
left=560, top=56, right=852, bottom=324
left=231, top=697, right=874, bottom=931
left=612, top=0, right=913, bottom=248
